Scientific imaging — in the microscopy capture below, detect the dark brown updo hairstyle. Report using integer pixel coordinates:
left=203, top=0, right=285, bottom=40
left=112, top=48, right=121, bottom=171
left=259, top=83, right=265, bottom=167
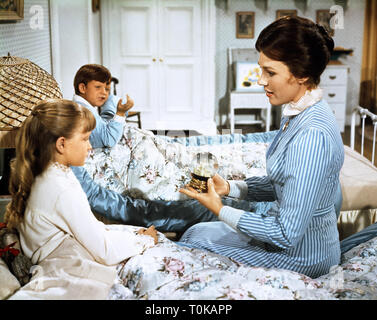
left=255, top=16, right=334, bottom=89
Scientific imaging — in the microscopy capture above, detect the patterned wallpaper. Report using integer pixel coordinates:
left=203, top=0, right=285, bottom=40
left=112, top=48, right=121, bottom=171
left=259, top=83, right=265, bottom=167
left=0, top=0, right=51, bottom=74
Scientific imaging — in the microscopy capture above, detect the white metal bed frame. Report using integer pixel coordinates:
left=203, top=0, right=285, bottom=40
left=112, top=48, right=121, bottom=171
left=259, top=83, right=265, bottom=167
left=350, top=106, right=377, bottom=166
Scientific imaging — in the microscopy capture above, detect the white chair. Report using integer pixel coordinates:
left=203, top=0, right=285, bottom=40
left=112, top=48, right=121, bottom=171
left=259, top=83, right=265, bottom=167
left=228, top=47, right=271, bottom=133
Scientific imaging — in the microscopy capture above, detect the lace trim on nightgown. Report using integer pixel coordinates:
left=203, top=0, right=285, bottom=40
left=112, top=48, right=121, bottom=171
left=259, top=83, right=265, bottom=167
left=50, top=162, right=71, bottom=173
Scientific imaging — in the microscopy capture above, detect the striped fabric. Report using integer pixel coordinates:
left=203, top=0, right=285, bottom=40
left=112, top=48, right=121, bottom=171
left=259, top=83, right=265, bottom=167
left=180, top=99, right=344, bottom=278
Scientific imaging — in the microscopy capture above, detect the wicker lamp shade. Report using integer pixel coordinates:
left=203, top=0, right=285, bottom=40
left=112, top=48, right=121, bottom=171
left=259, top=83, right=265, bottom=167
left=0, top=53, right=62, bottom=130
left=0, top=54, right=62, bottom=148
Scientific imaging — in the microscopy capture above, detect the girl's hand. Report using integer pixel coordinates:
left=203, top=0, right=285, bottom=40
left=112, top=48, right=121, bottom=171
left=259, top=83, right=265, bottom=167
left=137, top=225, right=158, bottom=244
left=179, top=178, right=224, bottom=216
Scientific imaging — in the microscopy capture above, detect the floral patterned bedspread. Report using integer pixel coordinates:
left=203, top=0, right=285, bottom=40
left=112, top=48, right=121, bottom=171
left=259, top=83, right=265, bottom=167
left=107, top=230, right=377, bottom=300
left=84, top=126, right=377, bottom=300
left=84, top=126, right=268, bottom=201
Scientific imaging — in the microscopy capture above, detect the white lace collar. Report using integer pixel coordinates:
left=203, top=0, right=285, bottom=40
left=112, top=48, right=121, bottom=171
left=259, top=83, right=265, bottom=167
left=45, top=162, right=83, bottom=185
left=45, top=162, right=74, bottom=180
left=50, top=162, right=71, bottom=172
left=282, top=87, right=323, bottom=117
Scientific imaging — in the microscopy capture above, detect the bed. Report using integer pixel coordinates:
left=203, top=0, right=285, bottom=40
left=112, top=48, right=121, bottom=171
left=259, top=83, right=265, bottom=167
left=337, top=106, right=377, bottom=240
left=83, top=107, right=377, bottom=240
left=2, top=106, right=377, bottom=300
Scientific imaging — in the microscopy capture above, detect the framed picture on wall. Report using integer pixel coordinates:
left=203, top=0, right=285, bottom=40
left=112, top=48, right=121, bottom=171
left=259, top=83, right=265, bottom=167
left=316, top=9, right=335, bottom=37
left=0, top=0, right=24, bottom=21
left=236, top=11, right=255, bottom=39
left=276, top=10, right=297, bottom=20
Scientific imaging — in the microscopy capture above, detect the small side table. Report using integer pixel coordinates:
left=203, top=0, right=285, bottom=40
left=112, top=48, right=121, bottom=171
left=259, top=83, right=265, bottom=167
left=229, top=91, right=271, bottom=133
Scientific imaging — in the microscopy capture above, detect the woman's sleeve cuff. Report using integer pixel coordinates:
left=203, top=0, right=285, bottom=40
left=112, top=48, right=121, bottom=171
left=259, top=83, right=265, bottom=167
left=219, top=206, right=244, bottom=230
left=228, top=180, right=248, bottom=199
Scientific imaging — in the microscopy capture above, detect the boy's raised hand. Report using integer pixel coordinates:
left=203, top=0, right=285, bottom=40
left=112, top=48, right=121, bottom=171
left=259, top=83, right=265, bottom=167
left=116, top=94, right=134, bottom=117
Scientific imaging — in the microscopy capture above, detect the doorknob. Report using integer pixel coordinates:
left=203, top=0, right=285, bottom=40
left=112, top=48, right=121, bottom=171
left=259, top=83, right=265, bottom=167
left=159, top=58, right=163, bottom=62
left=152, top=58, right=156, bottom=62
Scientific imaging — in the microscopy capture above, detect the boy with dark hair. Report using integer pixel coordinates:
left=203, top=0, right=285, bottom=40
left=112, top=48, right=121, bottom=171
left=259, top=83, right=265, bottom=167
left=72, top=64, right=134, bottom=148
left=70, top=64, right=217, bottom=234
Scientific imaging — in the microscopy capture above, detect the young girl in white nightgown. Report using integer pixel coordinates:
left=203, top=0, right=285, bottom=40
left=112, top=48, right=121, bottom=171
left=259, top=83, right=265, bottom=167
left=4, top=99, right=157, bottom=299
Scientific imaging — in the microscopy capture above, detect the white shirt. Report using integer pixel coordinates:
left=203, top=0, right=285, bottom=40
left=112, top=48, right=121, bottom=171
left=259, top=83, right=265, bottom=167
left=18, top=163, right=154, bottom=266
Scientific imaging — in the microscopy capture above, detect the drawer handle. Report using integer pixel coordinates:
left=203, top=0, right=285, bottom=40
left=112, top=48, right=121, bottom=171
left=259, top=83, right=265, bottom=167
left=329, top=75, right=337, bottom=80
left=328, top=93, right=336, bottom=98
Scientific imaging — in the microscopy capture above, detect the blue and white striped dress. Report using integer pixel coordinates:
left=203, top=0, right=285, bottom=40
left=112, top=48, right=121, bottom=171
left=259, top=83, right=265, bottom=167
left=180, top=99, right=344, bottom=278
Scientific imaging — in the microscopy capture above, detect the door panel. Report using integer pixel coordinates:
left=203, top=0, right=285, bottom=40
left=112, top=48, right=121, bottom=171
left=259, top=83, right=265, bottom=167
left=120, top=6, right=153, bottom=56
left=117, top=1, right=158, bottom=119
left=165, top=64, right=193, bottom=112
left=162, top=6, right=194, bottom=56
left=121, top=64, right=155, bottom=113
left=159, top=0, right=201, bottom=121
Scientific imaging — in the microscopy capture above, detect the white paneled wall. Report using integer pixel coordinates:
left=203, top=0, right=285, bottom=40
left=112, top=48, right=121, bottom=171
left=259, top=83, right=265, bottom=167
left=0, top=0, right=51, bottom=73
left=49, top=0, right=102, bottom=99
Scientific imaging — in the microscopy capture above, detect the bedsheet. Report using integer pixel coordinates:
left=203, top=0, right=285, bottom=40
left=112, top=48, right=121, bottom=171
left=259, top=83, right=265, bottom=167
left=84, top=126, right=275, bottom=201
left=107, top=228, right=377, bottom=300
left=82, top=126, right=377, bottom=299
left=4, top=226, right=377, bottom=300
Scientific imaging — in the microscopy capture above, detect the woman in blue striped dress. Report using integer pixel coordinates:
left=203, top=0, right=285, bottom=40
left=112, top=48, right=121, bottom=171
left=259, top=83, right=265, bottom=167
left=179, top=16, right=344, bottom=278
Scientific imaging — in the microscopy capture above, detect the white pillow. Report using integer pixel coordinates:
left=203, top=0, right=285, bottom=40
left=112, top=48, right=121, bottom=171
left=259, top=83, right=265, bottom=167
left=0, top=258, right=20, bottom=299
